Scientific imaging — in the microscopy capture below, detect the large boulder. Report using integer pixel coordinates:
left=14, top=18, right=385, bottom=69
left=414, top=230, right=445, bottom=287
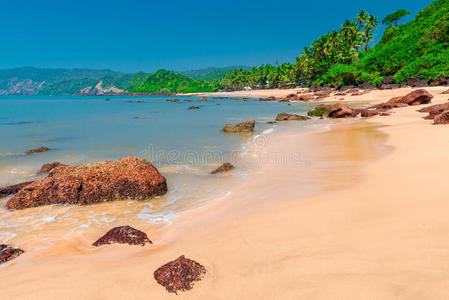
left=0, top=181, right=34, bottom=197
left=211, top=163, right=235, bottom=174
left=418, top=102, right=449, bottom=120
left=37, top=162, right=67, bottom=174
left=398, top=89, right=433, bottom=105
left=0, top=245, right=24, bottom=264
left=328, top=103, right=358, bottom=118
left=222, top=120, right=255, bottom=133
left=6, top=157, right=167, bottom=210
left=154, top=255, right=207, bottom=294
left=275, top=113, right=310, bottom=121
left=92, top=226, right=152, bottom=247
left=434, top=110, right=449, bottom=125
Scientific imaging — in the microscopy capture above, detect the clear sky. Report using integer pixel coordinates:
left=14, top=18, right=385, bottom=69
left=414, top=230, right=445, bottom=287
left=0, top=0, right=434, bottom=73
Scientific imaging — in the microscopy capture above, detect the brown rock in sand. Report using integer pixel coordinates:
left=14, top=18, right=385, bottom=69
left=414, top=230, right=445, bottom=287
left=0, top=181, right=34, bottom=197
left=25, top=147, right=49, bottom=155
left=442, top=89, right=449, bottom=94
left=328, top=103, right=358, bottom=118
left=397, top=89, right=433, bottom=106
left=0, top=244, right=24, bottom=264
left=418, top=102, right=449, bottom=120
left=358, top=109, right=378, bottom=118
left=37, top=162, right=67, bottom=174
left=297, top=94, right=315, bottom=101
left=154, top=255, right=207, bottom=294
left=6, top=157, right=167, bottom=210
left=434, top=110, right=449, bottom=125
left=92, top=226, right=152, bottom=247
left=275, top=113, right=310, bottom=121
left=211, top=163, right=235, bottom=174
left=222, top=120, right=255, bottom=133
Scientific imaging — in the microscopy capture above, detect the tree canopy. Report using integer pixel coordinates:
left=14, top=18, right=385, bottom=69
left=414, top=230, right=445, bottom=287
left=382, top=9, right=411, bottom=26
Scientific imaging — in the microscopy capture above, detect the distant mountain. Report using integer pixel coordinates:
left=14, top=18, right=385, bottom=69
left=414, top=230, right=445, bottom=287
left=180, top=66, right=251, bottom=81
left=130, top=69, right=216, bottom=93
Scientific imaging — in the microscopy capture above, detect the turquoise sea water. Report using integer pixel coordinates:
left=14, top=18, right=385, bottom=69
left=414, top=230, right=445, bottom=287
left=0, top=95, right=321, bottom=248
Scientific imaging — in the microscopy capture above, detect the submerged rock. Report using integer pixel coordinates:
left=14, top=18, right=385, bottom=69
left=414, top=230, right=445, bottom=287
left=92, top=226, right=152, bottom=247
left=198, top=97, right=208, bottom=102
left=188, top=106, right=200, bottom=110
left=37, top=162, right=67, bottom=174
left=154, top=255, right=207, bottom=294
left=275, top=113, right=310, bottom=121
left=211, top=163, right=235, bottom=174
left=222, top=120, right=255, bottom=133
left=0, top=244, right=24, bottom=264
left=6, top=157, right=167, bottom=210
left=25, top=147, right=49, bottom=155
left=0, top=181, right=34, bottom=197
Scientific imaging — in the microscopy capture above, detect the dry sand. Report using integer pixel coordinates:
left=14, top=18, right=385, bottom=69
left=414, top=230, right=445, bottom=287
left=2, top=87, right=449, bottom=299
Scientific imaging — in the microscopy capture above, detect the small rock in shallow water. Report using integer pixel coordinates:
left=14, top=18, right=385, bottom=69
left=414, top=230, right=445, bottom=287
left=188, top=106, right=200, bottom=110
left=154, top=255, right=207, bottom=294
left=25, top=147, right=49, bottom=155
left=0, top=244, right=24, bottom=264
left=211, top=163, right=235, bottom=174
left=92, top=226, right=152, bottom=246
left=275, top=113, right=310, bottom=121
left=222, top=120, right=255, bottom=133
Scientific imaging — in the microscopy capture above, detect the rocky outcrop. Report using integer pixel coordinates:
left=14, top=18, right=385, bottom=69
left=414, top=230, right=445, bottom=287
left=434, top=110, right=449, bottom=125
left=418, top=103, right=449, bottom=119
left=222, top=120, right=255, bottom=133
left=37, top=162, right=67, bottom=174
left=188, top=106, right=200, bottom=110
left=92, top=226, right=152, bottom=247
left=25, top=147, right=49, bottom=155
left=211, top=163, right=235, bottom=174
left=0, top=245, right=24, bottom=264
left=0, top=181, right=34, bottom=197
left=429, top=75, right=448, bottom=86
left=6, top=157, right=167, bottom=210
left=398, top=89, right=433, bottom=105
left=154, top=255, right=207, bottom=294
left=275, top=113, right=310, bottom=121
left=307, top=104, right=357, bottom=118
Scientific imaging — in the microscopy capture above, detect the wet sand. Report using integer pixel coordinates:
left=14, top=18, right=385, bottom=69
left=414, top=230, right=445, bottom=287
left=2, top=87, right=449, bottom=299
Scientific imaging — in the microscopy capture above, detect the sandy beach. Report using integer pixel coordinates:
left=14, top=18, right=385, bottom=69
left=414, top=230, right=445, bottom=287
left=2, top=87, right=449, bottom=299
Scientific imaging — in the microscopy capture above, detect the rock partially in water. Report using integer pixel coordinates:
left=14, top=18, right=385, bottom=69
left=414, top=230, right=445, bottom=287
left=275, top=113, right=310, bottom=121
left=211, top=163, right=235, bottom=174
left=6, top=157, right=167, bottom=210
left=154, top=255, right=207, bottom=294
left=188, top=106, right=200, bottom=110
left=222, top=120, right=255, bottom=133
left=92, top=226, right=152, bottom=247
left=37, top=162, right=67, bottom=174
left=0, top=244, right=24, bottom=264
left=0, top=181, right=34, bottom=197
left=198, top=97, right=208, bottom=102
left=25, top=147, right=49, bottom=155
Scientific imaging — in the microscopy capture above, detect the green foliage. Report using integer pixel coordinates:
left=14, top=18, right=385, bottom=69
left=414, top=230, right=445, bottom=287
left=382, top=9, right=411, bottom=26
left=307, top=108, right=328, bottom=117
left=100, top=72, right=148, bottom=90
left=180, top=66, right=250, bottom=81
left=130, top=69, right=216, bottom=93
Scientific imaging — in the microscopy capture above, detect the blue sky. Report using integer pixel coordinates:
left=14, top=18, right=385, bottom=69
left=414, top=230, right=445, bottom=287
left=0, top=0, right=434, bottom=73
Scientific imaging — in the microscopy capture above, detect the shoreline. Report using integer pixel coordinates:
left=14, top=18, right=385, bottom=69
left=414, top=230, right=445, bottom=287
left=2, top=87, right=449, bottom=298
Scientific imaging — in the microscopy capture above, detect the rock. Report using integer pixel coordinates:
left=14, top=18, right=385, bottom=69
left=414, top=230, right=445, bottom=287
left=434, top=110, right=449, bottom=124
left=267, top=121, right=277, bottom=124
left=188, top=106, right=200, bottom=110
left=358, top=109, right=378, bottom=117
left=313, top=90, right=332, bottom=99
left=297, top=94, right=315, bottom=101
left=168, top=99, right=179, bottom=103
left=198, top=97, right=208, bottom=102
left=418, top=102, right=449, bottom=120
left=429, top=75, right=448, bottom=86
left=328, top=103, right=358, bottom=118
left=37, top=162, right=67, bottom=174
left=234, top=97, right=248, bottom=100
left=259, top=96, right=277, bottom=101
left=351, top=91, right=364, bottom=96
left=222, top=120, right=255, bottom=133
left=6, top=157, right=167, bottom=210
left=381, top=77, right=395, bottom=85
left=275, top=113, right=310, bottom=121
left=211, top=163, right=235, bottom=174
left=334, top=92, right=347, bottom=96
left=339, top=97, right=345, bottom=100
left=397, top=89, right=433, bottom=105
left=92, top=226, right=152, bottom=247
left=307, top=104, right=335, bottom=117
left=0, top=181, right=34, bottom=197
left=0, top=245, right=24, bottom=264
left=360, top=81, right=375, bottom=89
left=184, top=99, right=192, bottom=102
left=105, top=98, right=111, bottom=101
left=441, top=89, right=449, bottom=94
left=154, top=255, right=207, bottom=294
left=25, top=147, right=49, bottom=155
left=409, top=79, right=429, bottom=87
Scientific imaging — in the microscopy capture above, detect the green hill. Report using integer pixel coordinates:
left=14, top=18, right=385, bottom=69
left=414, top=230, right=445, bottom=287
left=130, top=69, right=216, bottom=93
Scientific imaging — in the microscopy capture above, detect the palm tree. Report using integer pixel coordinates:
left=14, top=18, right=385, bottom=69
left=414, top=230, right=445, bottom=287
left=364, top=15, right=379, bottom=51
left=356, top=9, right=369, bottom=28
